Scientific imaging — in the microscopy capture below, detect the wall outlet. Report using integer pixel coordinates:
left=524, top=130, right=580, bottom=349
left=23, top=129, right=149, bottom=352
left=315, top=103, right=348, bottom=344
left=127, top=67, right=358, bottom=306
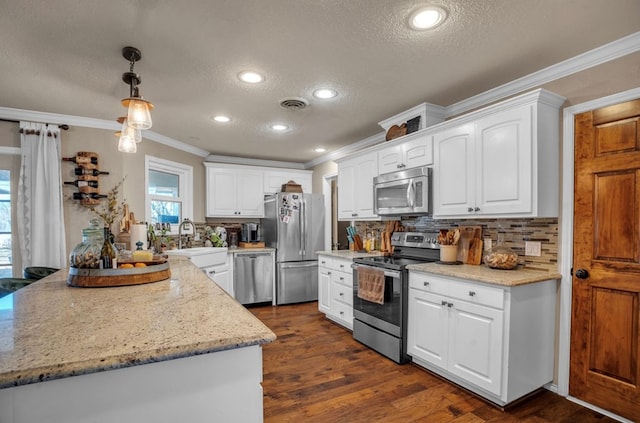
left=525, top=241, right=542, bottom=257
left=483, top=237, right=492, bottom=251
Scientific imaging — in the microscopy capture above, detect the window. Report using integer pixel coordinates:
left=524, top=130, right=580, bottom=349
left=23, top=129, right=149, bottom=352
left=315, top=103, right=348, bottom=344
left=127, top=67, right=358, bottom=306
left=145, top=156, right=193, bottom=235
left=0, top=169, right=12, bottom=278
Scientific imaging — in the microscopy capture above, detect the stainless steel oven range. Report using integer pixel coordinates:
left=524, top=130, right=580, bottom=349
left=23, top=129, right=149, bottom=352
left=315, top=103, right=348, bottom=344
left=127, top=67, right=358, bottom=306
left=352, top=231, right=440, bottom=364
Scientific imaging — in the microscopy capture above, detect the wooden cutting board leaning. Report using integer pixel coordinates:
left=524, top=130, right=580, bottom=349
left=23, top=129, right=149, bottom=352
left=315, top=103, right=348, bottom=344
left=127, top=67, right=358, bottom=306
left=456, top=226, right=483, bottom=265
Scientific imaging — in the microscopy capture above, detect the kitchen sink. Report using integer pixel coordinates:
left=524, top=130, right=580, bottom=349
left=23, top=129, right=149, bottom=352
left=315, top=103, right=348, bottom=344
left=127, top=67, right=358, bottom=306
left=165, top=247, right=228, bottom=268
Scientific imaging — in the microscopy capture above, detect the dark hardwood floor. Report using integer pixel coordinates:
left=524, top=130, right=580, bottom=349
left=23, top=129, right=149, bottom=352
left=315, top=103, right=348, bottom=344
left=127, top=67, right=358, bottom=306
left=250, top=302, right=615, bottom=423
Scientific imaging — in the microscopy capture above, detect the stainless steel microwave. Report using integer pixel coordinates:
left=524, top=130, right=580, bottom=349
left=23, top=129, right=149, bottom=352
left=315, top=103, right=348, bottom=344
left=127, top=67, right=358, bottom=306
left=374, top=166, right=431, bottom=215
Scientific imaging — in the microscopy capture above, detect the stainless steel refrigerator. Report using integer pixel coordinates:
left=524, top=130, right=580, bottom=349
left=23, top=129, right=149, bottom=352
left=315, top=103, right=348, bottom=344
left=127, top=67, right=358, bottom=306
left=263, top=193, right=324, bottom=305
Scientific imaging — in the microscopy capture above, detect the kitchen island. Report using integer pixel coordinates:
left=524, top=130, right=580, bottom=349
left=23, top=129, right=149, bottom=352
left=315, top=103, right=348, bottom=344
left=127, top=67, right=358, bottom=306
left=0, top=257, right=276, bottom=423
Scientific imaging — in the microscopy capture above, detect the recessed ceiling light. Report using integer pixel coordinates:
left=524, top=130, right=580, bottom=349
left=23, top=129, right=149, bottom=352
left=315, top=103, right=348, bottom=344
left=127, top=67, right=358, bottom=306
left=312, top=88, right=338, bottom=99
left=271, top=123, right=289, bottom=131
left=314, top=147, right=327, bottom=153
left=408, top=6, right=447, bottom=30
left=238, top=71, right=265, bottom=83
left=212, top=115, right=231, bottom=123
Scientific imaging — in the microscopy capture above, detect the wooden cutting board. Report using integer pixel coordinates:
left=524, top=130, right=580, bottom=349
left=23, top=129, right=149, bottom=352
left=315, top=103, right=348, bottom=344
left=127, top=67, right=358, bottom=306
left=456, top=226, right=483, bottom=265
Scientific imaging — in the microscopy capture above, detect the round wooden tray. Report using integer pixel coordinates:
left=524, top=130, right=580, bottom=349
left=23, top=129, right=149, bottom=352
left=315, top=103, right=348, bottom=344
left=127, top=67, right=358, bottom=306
left=67, top=261, right=171, bottom=288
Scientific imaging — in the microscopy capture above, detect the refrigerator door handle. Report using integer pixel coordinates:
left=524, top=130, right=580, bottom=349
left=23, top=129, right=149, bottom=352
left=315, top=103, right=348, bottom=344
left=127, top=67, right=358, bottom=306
left=279, top=261, right=318, bottom=269
left=300, top=197, right=306, bottom=256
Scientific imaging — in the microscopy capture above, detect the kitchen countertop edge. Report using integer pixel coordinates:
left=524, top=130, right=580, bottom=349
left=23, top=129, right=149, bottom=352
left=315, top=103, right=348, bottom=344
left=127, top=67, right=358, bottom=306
left=317, top=250, right=385, bottom=259
left=406, top=262, right=561, bottom=287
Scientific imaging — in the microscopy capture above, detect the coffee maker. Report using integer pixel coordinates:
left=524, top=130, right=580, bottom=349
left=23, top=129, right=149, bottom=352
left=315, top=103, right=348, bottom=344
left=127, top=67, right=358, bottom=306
left=241, top=222, right=261, bottom=243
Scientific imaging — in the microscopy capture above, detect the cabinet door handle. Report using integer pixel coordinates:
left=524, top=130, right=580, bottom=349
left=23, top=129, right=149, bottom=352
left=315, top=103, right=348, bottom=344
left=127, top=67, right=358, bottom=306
left=469, top=291, right=476, bottom=297
left=352, top=213, right=358, bottom=217
left=447, top=302, right=454, bottom=308
left=474, top=207, right=480, bottom=212
left=441, top=300, right=448, bottom=306
left=327, top=271, right=332, bottom=275
left=339, top=311, right=344, bottom=315
left=423, top=281, right=430, bottom=287
left=467, top=207, right=474, bottom=212
left=321, top=261, right=326, bottom=265
left=339, top=277, right=344, bottom=281
left=339, top=292, right=344, bottom=297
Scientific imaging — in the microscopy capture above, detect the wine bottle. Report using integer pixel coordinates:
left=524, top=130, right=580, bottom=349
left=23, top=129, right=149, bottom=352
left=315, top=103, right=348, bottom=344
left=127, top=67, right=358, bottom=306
left=63, top=155, right=98, bottom=165
left=100, top=227, right=118, bottom=269
left=72, top=192, right=108, bottom=200
left=74, top=167, right=109, bottom=176
left=64, top=180, right=99, bottom=188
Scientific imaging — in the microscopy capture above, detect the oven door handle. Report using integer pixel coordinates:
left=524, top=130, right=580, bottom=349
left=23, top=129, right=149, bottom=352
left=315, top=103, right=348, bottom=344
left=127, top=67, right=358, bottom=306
left=351, top=263, right=401, bottom=279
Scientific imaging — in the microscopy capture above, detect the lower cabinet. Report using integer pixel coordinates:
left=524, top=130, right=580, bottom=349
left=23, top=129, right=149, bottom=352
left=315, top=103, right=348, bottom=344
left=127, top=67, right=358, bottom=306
left=407, top=271, right=556, bottom=406
left=318, top=255, right=354, bottom=329
left=203, top=253, right=233, bottom=296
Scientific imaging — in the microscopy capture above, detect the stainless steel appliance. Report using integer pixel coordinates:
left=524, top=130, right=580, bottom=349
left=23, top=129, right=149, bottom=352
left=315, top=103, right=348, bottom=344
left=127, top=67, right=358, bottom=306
left=233, top=252, right=274, bottom=305
left=241, top=222, right=261, bottom=243
left=263, top=193, right=324, bottom=305
left=374, top=166, right=431, bottom=215
left=352, top=232, right=440, bottom=363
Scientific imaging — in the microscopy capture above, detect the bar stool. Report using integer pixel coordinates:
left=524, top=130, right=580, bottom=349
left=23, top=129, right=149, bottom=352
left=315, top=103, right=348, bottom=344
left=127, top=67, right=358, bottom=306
left=23, top=266, right=59, bottom=281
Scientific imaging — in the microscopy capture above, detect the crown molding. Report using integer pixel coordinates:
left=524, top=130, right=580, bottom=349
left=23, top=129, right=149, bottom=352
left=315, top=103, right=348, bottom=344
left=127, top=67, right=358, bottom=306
left=446, top=31, right=640, bottom=117
left=0, top=107, right=210, bottom=158
left=304, top=131, right=386, bottom=168
left=205, top=154, right=307, bottom=170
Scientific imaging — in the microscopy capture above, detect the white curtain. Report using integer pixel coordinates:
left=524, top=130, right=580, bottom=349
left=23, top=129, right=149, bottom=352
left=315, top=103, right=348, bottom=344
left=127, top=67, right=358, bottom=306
left=17, top=121, right=67, bottom=269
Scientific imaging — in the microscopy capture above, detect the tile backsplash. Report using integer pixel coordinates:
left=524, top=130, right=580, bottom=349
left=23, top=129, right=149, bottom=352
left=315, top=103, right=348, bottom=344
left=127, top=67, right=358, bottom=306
left=355, top=217, right=558, bottom=271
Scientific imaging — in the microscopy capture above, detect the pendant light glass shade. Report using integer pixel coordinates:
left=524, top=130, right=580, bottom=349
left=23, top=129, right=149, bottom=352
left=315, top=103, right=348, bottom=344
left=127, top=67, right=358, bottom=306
left=121, top=97, right=153, bottom=130
left=117, top=133, right=137, bottom=153
left=119, top=117, right=142, bottom=143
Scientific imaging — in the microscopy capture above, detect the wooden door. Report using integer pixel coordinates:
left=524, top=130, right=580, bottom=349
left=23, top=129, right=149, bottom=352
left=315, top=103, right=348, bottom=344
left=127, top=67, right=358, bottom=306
left=570, top=99, right=640, bottom=422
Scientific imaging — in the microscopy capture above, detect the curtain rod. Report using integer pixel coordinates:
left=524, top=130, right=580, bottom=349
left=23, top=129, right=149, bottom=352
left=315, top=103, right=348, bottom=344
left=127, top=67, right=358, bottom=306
left=0, top=117, right=69, bottom=130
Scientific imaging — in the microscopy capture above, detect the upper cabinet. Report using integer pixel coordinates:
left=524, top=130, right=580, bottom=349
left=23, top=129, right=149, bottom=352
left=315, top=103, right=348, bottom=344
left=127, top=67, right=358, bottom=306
left=433, top=89, right=565, bottom=219
left=205, top=164, right=265, bottom=218
left=337, top=151, right=377, bottom=220
left=377, top=131, right=433, bottom=175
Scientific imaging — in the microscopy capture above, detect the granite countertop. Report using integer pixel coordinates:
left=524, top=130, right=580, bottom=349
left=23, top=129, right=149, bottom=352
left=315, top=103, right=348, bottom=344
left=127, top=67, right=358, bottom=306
left=0, top=257, right=276, bottom=389
left=317, top=250, right=386, bottom=259
left=406, top=262, right=561, bottom=287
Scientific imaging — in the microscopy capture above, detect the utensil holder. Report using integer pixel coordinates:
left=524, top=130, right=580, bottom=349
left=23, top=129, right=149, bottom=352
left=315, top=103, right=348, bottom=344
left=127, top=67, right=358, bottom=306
left=440, top=245, right=458, bottom=263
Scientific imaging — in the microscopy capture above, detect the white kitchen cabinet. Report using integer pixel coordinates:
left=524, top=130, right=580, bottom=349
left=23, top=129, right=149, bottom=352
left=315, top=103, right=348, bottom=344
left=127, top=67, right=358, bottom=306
left=203, top=253, right=232, bottom=296
left=407, top=271, right=556, bottom=406
left=263, top=169, right=312, bottom=194
left=205, top=164, right=264, bottom=218
left=377, top=131, right=433, bottom=175
left=318, top=257, right=332, bottom=314
left=337, top=151, right=377, bottom=220
left=318, top=255, right=354, bottom=329
left=432, top=89, right=565, bottom=219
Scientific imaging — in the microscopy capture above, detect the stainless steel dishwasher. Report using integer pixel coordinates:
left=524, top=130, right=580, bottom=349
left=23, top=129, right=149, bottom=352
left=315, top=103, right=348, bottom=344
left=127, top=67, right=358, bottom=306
left=233, top=252, right=274, bottom=305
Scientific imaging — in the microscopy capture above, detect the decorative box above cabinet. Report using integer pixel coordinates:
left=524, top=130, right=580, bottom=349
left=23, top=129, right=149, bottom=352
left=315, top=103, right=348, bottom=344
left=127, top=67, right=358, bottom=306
left=433, top=89, right=566, bottom=219
left=377, top=130, right=433, bottom=175
left=263, top=169, right=312, bottom=194
left=204, top=163, right=265, bottom=218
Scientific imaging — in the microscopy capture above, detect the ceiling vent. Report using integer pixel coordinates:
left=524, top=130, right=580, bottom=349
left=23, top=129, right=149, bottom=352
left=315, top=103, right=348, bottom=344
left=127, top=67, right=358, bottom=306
left=280, top=97, right=309, bottom=110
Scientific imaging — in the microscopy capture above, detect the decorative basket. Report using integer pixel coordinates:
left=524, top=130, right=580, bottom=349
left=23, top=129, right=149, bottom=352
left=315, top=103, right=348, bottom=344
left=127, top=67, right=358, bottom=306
left=281, top=180, right=303, bottom=193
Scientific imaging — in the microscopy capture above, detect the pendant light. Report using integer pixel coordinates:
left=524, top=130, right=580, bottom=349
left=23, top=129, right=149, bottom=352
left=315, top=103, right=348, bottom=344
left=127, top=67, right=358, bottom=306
left=120, top=46, right=153, bottom=130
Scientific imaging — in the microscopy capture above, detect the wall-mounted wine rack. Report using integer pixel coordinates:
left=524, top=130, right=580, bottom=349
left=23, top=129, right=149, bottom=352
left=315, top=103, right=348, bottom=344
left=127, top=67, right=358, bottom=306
left=62, top=151, right=110, bottom=206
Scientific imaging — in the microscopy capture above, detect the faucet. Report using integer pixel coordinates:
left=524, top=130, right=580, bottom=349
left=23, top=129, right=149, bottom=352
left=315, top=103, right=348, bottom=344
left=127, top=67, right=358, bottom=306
left=178, top=218, right=195, bottom=249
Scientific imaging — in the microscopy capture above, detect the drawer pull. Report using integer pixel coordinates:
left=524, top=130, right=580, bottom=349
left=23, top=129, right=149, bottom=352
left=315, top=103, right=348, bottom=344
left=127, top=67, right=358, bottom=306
left=339, top=292, right=344, bottom=297
left=469, top=291, right=476, bottom=297
left=441, top=300, right=448, bottom=306
left=447, top=302, right=453, bottom=308
left=321, top=261, right=326, bottom=265
left=327, top=271, right=331, bottom=275
left=339, top=277, right=344, bottom=281
left=339, top=311, right=344, bottom=315
left=423, top=281, right=430, bottom=287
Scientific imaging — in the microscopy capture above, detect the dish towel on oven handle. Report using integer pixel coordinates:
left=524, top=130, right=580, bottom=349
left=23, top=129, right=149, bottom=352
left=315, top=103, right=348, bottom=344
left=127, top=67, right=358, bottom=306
left=357, top=267, right=385, bottom=305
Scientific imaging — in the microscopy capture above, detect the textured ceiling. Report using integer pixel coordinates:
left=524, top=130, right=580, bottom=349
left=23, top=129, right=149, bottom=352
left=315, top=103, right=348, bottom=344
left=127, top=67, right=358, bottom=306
left=1, top=0, right=639, bottom=163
